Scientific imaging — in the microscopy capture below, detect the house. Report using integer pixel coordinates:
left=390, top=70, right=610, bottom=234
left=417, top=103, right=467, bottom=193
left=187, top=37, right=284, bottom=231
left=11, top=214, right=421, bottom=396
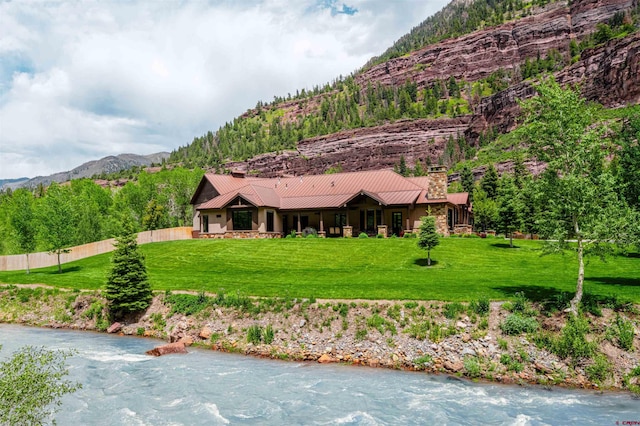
left=190, top=166, right=472, bottom=238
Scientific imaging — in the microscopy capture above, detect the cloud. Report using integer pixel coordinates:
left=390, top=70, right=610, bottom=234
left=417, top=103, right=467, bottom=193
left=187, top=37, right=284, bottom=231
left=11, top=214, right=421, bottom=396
left=0, top=0, right=449, bottom=179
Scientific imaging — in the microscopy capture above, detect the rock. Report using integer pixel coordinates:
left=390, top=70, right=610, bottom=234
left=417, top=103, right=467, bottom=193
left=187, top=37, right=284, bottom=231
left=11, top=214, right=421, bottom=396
left=146, top=342, right=188, bottom=357
left=179, top=336, right=193, bottom=346
left=199, top=326, right=213, bottom=339
left=318, top=354, right=334, bottom=363
left=299, top=319, right=306, bottom=328
left=444, top=360, right=464, bottom=372
left=107, top=322, right=122, bottom=334
left=461, top=347, right=476, bottom=357
left=534, top=361, right=553, bottom=374
left=456, top=321, right=467, bottom=329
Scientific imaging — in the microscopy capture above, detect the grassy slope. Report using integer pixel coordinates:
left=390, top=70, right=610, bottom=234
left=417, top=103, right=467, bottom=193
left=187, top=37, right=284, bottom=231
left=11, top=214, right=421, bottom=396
left=0, top=238, right=637, bottom=302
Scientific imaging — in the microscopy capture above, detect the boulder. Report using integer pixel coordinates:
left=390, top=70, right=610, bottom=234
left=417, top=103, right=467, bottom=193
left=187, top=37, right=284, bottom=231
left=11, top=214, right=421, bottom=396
left=146, top=342, right=188, bottom=357
left=318, top=353, right=334, bottom=364
left=199, top=326, right=213, bottom=339
left=107, top=322, right=122, bottom=334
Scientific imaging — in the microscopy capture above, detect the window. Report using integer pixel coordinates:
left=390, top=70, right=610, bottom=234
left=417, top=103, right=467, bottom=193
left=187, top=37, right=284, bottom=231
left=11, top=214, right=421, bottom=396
left=335, top=213, right=346, bottom=227
left=232, top=210, right=253, bottom=230
left=266, top=211, right=274, bottom=232
left=202, top=215, right=209, bottom=233
left=392, top=212, right=402, bottom=236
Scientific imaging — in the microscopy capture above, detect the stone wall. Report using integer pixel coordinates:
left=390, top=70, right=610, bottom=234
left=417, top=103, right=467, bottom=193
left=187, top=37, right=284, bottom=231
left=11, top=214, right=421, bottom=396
left=428, top=167, right=448, bottom=200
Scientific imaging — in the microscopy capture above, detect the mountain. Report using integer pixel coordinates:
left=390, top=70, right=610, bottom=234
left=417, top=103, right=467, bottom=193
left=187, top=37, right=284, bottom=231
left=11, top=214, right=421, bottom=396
left=3, top=152, right=170, bottom=190
left=169, top=0, right=639, bottom=176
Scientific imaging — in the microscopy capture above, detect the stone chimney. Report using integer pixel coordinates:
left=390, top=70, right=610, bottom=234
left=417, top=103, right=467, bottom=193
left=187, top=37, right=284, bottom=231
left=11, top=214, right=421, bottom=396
left=231, top=169, right=246, bottom=178
left=428, top=166, right=447, bottom=199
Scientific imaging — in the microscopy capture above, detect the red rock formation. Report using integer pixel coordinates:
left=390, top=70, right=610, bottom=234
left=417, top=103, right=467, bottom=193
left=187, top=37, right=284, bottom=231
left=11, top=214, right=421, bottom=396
left=221, top=0, right=638, bottom=177
left=146, top=342, right=188, bottom=357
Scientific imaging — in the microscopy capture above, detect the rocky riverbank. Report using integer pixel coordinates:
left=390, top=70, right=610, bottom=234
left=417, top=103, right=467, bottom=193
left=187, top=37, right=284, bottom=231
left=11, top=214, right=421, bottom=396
left=1, top=285, right=638, bottom=393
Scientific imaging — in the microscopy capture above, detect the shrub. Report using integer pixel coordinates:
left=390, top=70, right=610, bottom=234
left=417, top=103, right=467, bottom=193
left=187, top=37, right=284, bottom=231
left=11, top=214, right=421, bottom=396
left=263, top=325, right=275, bottom=344
left=136, top=327, right=145, bottom=336
left=497, top=338, right=508, bottom=350
left=166, top=293, right=210, bottom=316
left=404, top=301, right=418, bottom=309
left=553, top=316, right=596, bottom=361
left=413, top=354, right=432, bottom=367
left=512, top=292, right=528, bottom=312
left=358, top=232, right=369, bottom=239
left=355, top=328, right=368, bottom=341
left=406, top=321, right=430, bottom=340
left=612, top=315, right=635, bottom=351
left=470, top=298, right=490, bottom=315
left=500, top=314, right=538, bottom=335
left=464, top=356, right=482, bottom=378
left=623, top=366, right=640, bottom=395
left=247, top=325, right=262, bottom=345
left=585, top=354, right=613, bottom=384
left=444, top=302, right=465, bottom=319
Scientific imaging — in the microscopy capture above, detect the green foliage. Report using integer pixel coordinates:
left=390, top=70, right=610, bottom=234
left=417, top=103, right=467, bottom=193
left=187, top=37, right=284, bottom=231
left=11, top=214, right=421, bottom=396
left=470, top=298, right=490, bottom=315
left=496, top=177, right=521, bottom=247
left=607, top=314, right=635, bottom=351
left=552, top=316, right=596, bottom=361
left=247, top=325, right=263, bottom=345
left=8, top=189, right=37, bottom=273
left=0, top=346, right=81, bottom=425
left=38, top=183, right=75, bottom=273
left=263, top=324, right=275, bottom=344
left=585, top=354, right=613, bottom=384
left=166, top=293, right=210, bottom=316
left=417, top=215, right=439, bottom=266
left=500, top=314, right=538, bottom=335
left=104, top=220, right=152, bottom=318
left=517, top=79, right=635, bottom=314
left=358, top=232, right=369, bottom=239
left=500, top=354, right=523, bottom=373
left=472, top=187, right=498, bottom=231
left=481, top=164, right=499, bottom=199
left=464, top=356, right=482, bottom=378
left=413, top=354, right=433, bottom=367
left=444, top=302, right=465, bottom=319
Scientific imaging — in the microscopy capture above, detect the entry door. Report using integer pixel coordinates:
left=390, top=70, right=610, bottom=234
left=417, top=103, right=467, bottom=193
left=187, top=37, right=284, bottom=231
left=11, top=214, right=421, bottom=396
left=266, top=211, right=274, bottom=232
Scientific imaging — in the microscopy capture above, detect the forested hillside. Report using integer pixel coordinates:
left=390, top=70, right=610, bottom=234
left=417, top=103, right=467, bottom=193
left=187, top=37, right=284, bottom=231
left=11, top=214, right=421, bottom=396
left=169, top=0, right=639, bottom=175
left=0, top=168, right=202, bottom=255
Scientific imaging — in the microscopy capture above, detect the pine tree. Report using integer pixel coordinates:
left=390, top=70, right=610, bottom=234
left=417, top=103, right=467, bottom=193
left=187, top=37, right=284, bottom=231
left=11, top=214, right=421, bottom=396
left=417, top=215, right=440, bottom=266
left=481, top=164, right=499, bottom=199
left=460, top=164, right=475, bottom=200
left=105, top=220, right=152, bottom=318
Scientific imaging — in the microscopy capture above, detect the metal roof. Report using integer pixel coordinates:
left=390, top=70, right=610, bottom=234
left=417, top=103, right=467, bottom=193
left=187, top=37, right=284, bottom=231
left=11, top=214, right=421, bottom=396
left=194, top=169, right=457, bottom=211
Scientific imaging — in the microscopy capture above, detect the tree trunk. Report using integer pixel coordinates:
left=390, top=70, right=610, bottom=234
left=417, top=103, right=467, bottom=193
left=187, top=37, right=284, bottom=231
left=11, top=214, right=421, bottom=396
left=570, top=223, right=584, bottom=316
left=57, top=251, right=62, bottom=274
left=509, top=233, right=513, bottom=248
left=26, top=253, right=30, bottom=275
left=427, top=250, right=431, bottom=266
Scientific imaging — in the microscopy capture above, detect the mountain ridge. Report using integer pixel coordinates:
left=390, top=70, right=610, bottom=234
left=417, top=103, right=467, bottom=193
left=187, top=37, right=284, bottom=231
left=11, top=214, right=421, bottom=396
left=2, top=152, right=170, bottom=190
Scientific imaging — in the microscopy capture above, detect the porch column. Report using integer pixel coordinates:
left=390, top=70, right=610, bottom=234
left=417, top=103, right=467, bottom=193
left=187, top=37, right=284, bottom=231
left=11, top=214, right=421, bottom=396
left=319, top=211, right=324, bottom=233
left=297, top=212, right=302, bottom=233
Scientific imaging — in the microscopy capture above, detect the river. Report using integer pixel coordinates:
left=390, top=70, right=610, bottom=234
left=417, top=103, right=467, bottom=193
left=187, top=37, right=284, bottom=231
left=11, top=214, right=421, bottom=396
left=0, top=324, right=638, bottom=425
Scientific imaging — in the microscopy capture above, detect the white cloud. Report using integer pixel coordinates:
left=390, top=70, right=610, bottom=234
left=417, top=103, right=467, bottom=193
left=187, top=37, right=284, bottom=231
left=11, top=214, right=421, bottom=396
left=0, top=0, right=449, bottom=179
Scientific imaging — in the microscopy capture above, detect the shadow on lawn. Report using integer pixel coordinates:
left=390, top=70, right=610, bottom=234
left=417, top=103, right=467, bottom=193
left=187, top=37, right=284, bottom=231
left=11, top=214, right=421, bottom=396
left=490, top=243, right=520, bottom=249
left=44, top=266, right=81, bottom=274
left=491, top=285, right=570, bottom=303
left=585, top=277, right=640, bottom=287
left=413, top=259, right=439, bottom=267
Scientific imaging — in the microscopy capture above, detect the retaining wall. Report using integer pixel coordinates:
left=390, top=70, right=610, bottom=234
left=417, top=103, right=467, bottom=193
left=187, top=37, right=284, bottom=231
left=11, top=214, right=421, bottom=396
left=0, top=227, right=193, bottom=272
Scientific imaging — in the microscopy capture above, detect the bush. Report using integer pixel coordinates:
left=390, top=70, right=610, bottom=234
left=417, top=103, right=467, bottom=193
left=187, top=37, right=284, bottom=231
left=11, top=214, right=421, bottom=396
left=500, top=314, right=539, bottom=335
left=553, top=316, right=596, bottom=361
left=444, top=302, right=465, bottom=319
left=585, top=354, right=613, bottom=384
left=247, top=325, right=262, bottom=344
left=263, top=325, right=275, bottom=344
left=464, top=356, right=482, bottom=378
left=512, top=292, right=528, bottom=312
left=358, top=232, right=368, bottom=239
left=166, top=293, right=210, bottom=316
left=470, top=298, right=490, bottom=315
left=612, top=315, right=635, bottom=351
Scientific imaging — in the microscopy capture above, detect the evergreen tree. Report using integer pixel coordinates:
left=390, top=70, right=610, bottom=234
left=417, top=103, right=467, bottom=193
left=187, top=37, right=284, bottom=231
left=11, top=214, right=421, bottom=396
left=496, top=177, right=521, bottom=247
left=460, top=164, right=475, bottom=200
left=105, top=220, right=152, bottom=318
left=481, top=164, right=499, bottom=199
left=417, top=215, right=440, bottom=266
left=398, top=155, right=408, bottom=177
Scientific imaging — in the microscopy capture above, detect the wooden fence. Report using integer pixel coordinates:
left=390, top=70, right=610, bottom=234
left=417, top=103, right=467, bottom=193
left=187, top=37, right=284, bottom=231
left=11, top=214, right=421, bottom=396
left=0, top=227, right=193, bottom=272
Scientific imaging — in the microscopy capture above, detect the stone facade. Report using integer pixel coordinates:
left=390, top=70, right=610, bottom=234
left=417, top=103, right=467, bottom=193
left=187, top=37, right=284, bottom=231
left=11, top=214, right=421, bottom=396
left=427, top=166, right=448, bottom=200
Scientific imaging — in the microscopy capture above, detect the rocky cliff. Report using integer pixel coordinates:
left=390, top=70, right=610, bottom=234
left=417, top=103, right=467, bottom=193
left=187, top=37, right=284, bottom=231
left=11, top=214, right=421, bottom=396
left=222, top=0, right=638, bottom=177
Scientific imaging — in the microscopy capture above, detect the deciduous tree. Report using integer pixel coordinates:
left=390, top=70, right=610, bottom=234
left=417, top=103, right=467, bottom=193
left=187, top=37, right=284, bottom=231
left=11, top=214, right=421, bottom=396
left=38, top=183, right=75, bottom=273
left=0, top=346, right=81, bottom=425
left=9, top=189, right=37, bottom=273
left=517, top=79, right=634, bottom=315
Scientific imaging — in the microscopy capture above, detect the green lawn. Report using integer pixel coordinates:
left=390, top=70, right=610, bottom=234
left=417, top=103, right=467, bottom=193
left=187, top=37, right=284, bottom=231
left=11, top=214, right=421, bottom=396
left=0, top=238, right=638, bottom=302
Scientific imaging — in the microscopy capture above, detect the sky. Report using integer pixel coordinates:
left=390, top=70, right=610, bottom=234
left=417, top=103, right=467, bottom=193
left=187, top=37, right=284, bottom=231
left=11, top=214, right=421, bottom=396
left=0, top=0, right=449, bottom=180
